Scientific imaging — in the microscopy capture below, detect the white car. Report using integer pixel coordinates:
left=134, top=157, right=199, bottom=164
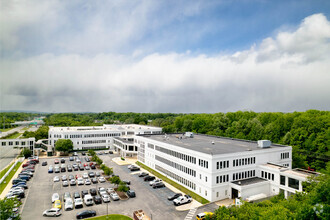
left=77, top=178, right=84, bottom=185
left=61, top=175, right=67, bottom=181
left=149, top=179, right=162, bottom=186
left=101, top=194, right=110, bottom=203
left=106, top=188, right=114, bottom=194
left=62, top=181, right=69, bottom=187
left=98, top=176, right=106, bottom=183
left=127, top=164, right=134, bottom=169
left=52, top=193, right=59, bottom=203
left=110, top=192, right=119, bottom=201
left=83, top=173, right=89, bottom=179
left=53, top=176, right=60, bottom=182
left=74, top=198, right=83, bottom=208
left=70, top=179, right=76, bottom=186
left=64, top=198, right=73, bottom=211
left=85, top=179, right=91, bottom=185
left=43, top=208, right=61, bottom=217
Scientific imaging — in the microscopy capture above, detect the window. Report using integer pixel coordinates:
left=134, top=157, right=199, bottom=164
left=205, top=176, right=207, bottom=182
left=216, top=192, right=219, bottom=197
left=289, top=178, right=299, bottom=190
left=280, top=175, right=285, bottom=185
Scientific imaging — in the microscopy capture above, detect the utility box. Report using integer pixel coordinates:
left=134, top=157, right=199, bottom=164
left=257, top=140, right=271, bottom=148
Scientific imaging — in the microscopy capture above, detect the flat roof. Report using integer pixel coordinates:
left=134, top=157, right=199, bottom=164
left=232, top=177, right=268, bottom=186
left=141, top=133, right=290, bottom=155
left=284, top=168, right=320, bottom=178
left=49, top=124, right=161, bottom=132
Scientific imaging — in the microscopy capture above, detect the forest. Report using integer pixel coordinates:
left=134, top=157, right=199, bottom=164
left=1, top=110, right=329, bottom=171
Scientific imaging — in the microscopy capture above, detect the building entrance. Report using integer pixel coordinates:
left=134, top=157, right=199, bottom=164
left=232, top=188, right=239, bottom=199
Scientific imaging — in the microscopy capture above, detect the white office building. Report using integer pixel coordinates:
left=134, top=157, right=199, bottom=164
left=48, top=124, right=162, bottom=152
left=135, top=133, right=318, bottom=202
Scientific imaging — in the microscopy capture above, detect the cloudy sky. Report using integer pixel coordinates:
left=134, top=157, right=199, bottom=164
left=1, top=0, right=330, bottom=113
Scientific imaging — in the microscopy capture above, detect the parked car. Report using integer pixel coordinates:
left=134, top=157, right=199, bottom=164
left=53, top=200, right=62, bottom=209
left=77, top=178, right=84, bottom=185
left=91, top=164, right=96, bottom=169
left=12, top=178, right=26, bottom=185
left=43, top=208, right=61, bottom=217
left=98, top=177, right=106, bottom=183
left=85, top=179, right=91, bottom=185
left=106, top=188, right=114, bottom=194
left=91, top=178, right=98, bottom=184
left=149, top=179, right=162, bottom=186
left=88, top=172, right=95, bottom=178
left=67, top=165, right=73, bottom=172
left=54, top=159, right=59, bottom=164
left=173, top=195, right=192, bottom=206
left=196, top=212, right=214, bottom=220
left=53, top=176, right=60, bottom=182
left=70, top=179, right=76, bottom=186
left=109, top=151, right=113, bottom=154
left=54, top=167, right=60, bottom=173
left=73, top=166, right=79, bottom=171
left=130, top=166, right=140, bottom=171
left=76, top=210, right=96, bottom=219
left=167, top=193, right=182, bottom=201
left=93, top=195, right=102, bottom=204
left=101, top=194, right=110, bottom=203
left=138, top=172, right=148, bottom=177
left=83, top=194, right=94, bottom=206
left=69, top=156, right=74, bottom=161
left=85, top=157, right=90, bottom=162
left=68, top=174, right=75, bottom=180
left=85, top=166, right=90, bottom=170
left=95, top=172, right=100, bottom=177
left=52, top=193, right=60, bottom=203
left=42, top=161, right=48, bottom=166
left=79, top=165, right=84, bottom=171
left=123, top=180, right=131, bottom=185
left=64, top=198, right=74, bottom=211
left=61, top=175, right=67, bottom=181
left=109, top=192, right=120, bottom=201
left=74, top=191, right=81, bottom=199
left=83, top=173, right=89, bottom=179
left=62, top=181, right=69, bottom=187
left=17, top=175, right=30, bottom=181
left=74, top=198, right=83, bottom=209
left=153, top=182, right=165, bottom=188
left=89, top=188, right=97, bottom=196
left=64, top=192, right=71, bottom=202
left=144, top=176, right=155, bottom=181
left=12, top=183, right=28, bottom=189
left=98, top=187, right=106, bottom=195
left=81, top=190, right=89, bottom=198
left=60, top=158, right=65, bottom=163
left=127, top=190, right=136, bottom=198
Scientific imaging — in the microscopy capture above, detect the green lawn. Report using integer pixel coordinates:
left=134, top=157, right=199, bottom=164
left=0, top=161, right=22, bottom=194
left=88, top=214, right=132, bottom=220
left=0, top=131, right=21, bottom=139
left=136, top=161, right=209, bottom=204
left=0, top=128, right=13, bottom=132
left=0, top=162, right=14, bottom=179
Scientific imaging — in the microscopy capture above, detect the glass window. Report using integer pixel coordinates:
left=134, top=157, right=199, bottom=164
left=280, top=175, right=285, bottom=185
left=289, top=178, right=299, bottom=190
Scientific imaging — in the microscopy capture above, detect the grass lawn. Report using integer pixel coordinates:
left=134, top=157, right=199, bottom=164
left=136, top=161, right=209, bottom=204
left=0, top=162, right=14, bottom=179
left=0, top=128, right=13, bottom=132
left=88, top=214, right=132, bottom=220
left=0, top=161, right=22, bottom=194
left=0, top=131, right=21, bottom=139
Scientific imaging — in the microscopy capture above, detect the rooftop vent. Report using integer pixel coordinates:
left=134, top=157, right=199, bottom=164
left=258, top=140, right=271, bottom=148
left=211, top=141, right=215, bottom=145
left=185, top=132, right=194, bottom=138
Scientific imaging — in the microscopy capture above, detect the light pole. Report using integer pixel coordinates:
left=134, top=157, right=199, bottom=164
left=106, top=202, right=109, bottom=219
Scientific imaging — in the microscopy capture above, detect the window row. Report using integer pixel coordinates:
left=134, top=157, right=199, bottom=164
left=217, top=160, right=229, bottom=169
left=216, top=174, right=229, bottom=184
left=199, top=159, right=209, bottom=169
left=261, top=171, right=274, bottom=181
left=147, top=143, right=154, bottom=149
left=233, top=157, right=256, bottom=167
left=232, top=170, right=256, bottom=181
left=281, top=152, right=289, bottom=159
left=155, top=165, right=196, bottom=190
left=1, top=141, right=33, bottom=146
left=155, top=156, right=196, bottom=177
left=82, top=146, right=106, bottom=150
left=82, top=140, right=106, bottom=145
left=84, top=133, right=120, bottom=138
left=155, top=145, right=196, bottom=164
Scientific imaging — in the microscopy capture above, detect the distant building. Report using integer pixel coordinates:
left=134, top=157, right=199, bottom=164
left=0, top=138, right=35, bottom=151
left=135, top=133, right=319, bottom=202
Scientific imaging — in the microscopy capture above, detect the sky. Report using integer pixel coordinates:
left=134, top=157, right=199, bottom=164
left=1, top=0, right=330, bottom=113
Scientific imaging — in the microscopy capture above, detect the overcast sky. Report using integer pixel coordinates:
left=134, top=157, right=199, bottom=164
left=1, top=0, right=330, bottom=113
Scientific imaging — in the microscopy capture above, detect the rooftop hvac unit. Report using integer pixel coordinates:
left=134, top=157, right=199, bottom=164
left=258, top=140, right=271, bottom=148
left=185, top=132, right=194, bottom=138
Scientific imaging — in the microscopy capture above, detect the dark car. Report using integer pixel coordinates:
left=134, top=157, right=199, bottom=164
left=138, top=172, right=148, bottom=177
left=67, top=166, right=73, bottom=172
left=73, top=166, right=79, bottom=171
left=122, top=180, right=130, bottom=185
left=109, top=151, right=113, bottom=154
left=90, top=188, right=97, bottom=196
left=88, top=172, right=95, bottom=178
left=12, top=183, right=28, bottom=189
left=130, top=166, right=140, bottom=171
left=81, top=190, right=89, bottom=198
left=17, top=175, right=30, bottom=181
left=61, top=167, right=66, bottom=172
left=93, top=195, right=102, bottom=204
left=168, top=193, right=182, bottom=201
left=144, top=176, right=155, bottom=181
left=127, top=190, right=136, bottom=198
left=82, top=152, right=86, bottom=156
left=91, top=178, right=98, bottom=184
left=60, top=158, right=65, bottom=163
left=74, top=192, right=80, bottom=199
left=153, top=182, right=165, bottom=188
left=42, top=161, right=48, bottom=166
left=90, top=164, right=96, bottom=169
left=76, top=210, right=96, bottom=219
left=79, top=165, right=84, bottom=171
left=12, top=179, right=27, bottom=185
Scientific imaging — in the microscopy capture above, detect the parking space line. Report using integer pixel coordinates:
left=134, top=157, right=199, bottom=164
left=184, top=207, right=197, bottom=220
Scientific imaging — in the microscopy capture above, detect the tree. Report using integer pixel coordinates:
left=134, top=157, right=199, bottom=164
left=110, top=176, right=121, bottom=186
left=55, top=139, right=73, bottom=153
left=0, top=197, right=21, bottom=220
left=117, top=182, right=129, bottom=192
left=22, top=148, right=32, bottom=158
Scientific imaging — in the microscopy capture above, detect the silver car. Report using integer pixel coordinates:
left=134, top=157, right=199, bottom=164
left=43, top=208, right=61, bottom=217
left=110, top=192, right=120, bottom=201
left=52, top=193, right=59, bottom=203
left=98, top=176, right=106, bottom=183
left=62, top=181, right=69, bottom=187
left=101, top=194, right=110, bottom=203
left=53, top=176, right=60, bottom=182
left=64, top=198, right=73, bottom=211
left=85, top=179, right=91, bottom=185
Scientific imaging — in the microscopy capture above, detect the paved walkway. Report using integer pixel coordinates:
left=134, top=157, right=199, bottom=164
left=112, top=156, right=137, bottom=165
left=184, top=207, right=197, bottom=220
left=0, top=159, right=26, bottom=199
left=215, top=198, right=234, bottom=207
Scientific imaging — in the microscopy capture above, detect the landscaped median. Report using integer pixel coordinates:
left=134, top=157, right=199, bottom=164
left=88, top=214, right=132, bottom=220
left=136, top=161, right=209, bottom=204
left=0, top=162, right=15, bottom=179
left=0, top=160, right=23, bottom=194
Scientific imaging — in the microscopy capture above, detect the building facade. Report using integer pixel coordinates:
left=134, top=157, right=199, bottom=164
left=0, top=138, right=35, bottom=151
left=135, top=133, right=317, bottom=202
left=48, top=124, right=162, bottom=152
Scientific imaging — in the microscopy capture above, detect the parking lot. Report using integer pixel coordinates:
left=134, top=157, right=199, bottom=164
left=20, top=153, right=189, bottom=220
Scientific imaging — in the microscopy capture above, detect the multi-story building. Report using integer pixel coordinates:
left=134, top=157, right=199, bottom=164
left=48, top=124, right=162, bottom=152
left=135, top=133, right=318, bottom=202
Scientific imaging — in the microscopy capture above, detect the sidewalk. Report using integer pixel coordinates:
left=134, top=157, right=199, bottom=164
left=0, top=159, right=26, bottom=199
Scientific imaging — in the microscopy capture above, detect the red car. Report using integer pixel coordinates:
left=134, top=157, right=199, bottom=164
left=22, top=163, right=30, bottom=168
left=83, top=163, right=88, bottom=167
left=89, top=162, right=95, bottom=166
left=54, top=159, right=59, bottom=164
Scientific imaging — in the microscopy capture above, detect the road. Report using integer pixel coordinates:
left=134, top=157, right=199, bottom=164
left=0, top=146, right=20, bottom=171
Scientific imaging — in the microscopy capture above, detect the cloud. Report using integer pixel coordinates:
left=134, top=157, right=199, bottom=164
left=1, top=13, right=330, bottom=113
